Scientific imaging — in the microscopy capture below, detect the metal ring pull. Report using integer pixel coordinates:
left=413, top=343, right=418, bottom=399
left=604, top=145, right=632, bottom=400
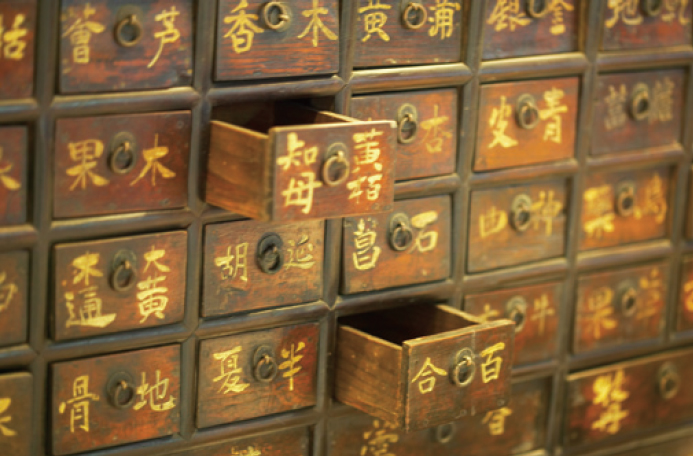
left=256, top=233, right=284, bottom=274
left=630, top=83, right=651, bottom=121
left=397, top=104, right=419, bottom=144
left=641, top=0, right=663, bottom=17
left=506, top=296, right=528, bottom=333
left=433, top=423, right=456, bottom=444
left=402, top=2, right=428, bottom=29
left=261, top=1, right=292, bottom=31
left=388, top=213, right=414, bottom=251
left=526, top=0, right=552, bottom=18
left=510, top=194, right=533, bottom=232
left=516, top=94, right=541, bottom=130
left=253, top=346, right=278, bottom=383
left=114, top=14, right=144, bottom=47
left=658, top=362, right=680, bottom=400
left=619, top=287, right=638, bottom=317
left=109, top=141, right=136, bottom=174
left=107, top=372, right=136, bottom=410
left=615, top=182, right=636, bottom=217
left=321, top=146, right=350, bottom=187
left=450, top=348, right=476, bottom=388
left=110, top=250, right=138, bottom=293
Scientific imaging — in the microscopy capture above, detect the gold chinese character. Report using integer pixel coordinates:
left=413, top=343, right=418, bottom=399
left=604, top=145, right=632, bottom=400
left=479, top=206, right=508, bottom=238
left=605, top=0, right=643, bottom=28
left=480, top=343, right=505, bottom=383
left=65, top=287, right=116, bottom=329
left=591, top=369, right=630, bottom=435
left=477, top=303, right=500, bottom=323
left=231, top=447, right=262, bottom=456
left=297, top=0, right=337, bottom=47
left=604, top=84, right=628, bottom=131
left=0, top=272, right=17, bottom=315
left=550, top=0, right=574, bottom=35
left=584, top=287, right=617, bottom=340
left=347, top=175, right=382, bottom=203
left=0, top=147, right=20, bottom=191
left=488, top=96, right=518, bottom=148
left=359, top=0, right=391, bottom=42
left=684, top=279, right=693, bottom=314
left=530, top=190, right=563, bottom=236
left=353, top=128, right=384, bottom=170
left=278, top=132, right=318, bottom=171
left=420, top=105, right=452, bottom=154
left=637, top=268, right=662, bottom=320
left=539, top=87, right=568, bottom=144
left=279, top=341, right=305, bottom=391
left=593, top=403, right=630, bottom=435
left=224, top=0, right=263, bottom=54
left=0, top=398, right=16, bottom=437
left=662, top=0, right=691, bottom=24
left=482, top=407, right=513, bottom=436
left=531, top=294, right=555, bottom=336
left=285, top=235, right=317, bottom=270
left=352, top=218, right=381, bottom=271
left=215, top=243, right=249, bottom=284
left=130, top=134, right=176, bottom=187
left=412, top=357, right=447, bottom=394
left=1, top=14, right=28, bottom=60
left=487, top=0, right=531, bottom=31
left=66, top=140, right=110, bottom=191
left=148, top=7, right=180, bottom=68
left=410, top=211, right=439, bottom=253
left=634, top=174, right=667, bottom=224
left=214, top=346, right=250, bottom=394
left=136, top=247, right=171, bottom=324
left=583, top=185, right=616, bottom=239
left=650, top=77, right=675, bottom=123
left=134, top=370, right=176, bottom=412
left=360, top=420, right=399, bottom=456
left=58, top=376, right=100, bottom=433
left=428, top=0, right=461, bottom=39
left=281, top=172, right=323, bottom=214
left=62, top=3, right=105, bottom=64
left=72, top=252, right=103, bottom=286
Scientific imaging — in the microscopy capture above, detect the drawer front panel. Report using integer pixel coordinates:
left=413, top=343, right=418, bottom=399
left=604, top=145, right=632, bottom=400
left=342, top=195, right=451, bottom=294
left=59, top=0, right=194, bottom=93
left=52, top=345, right=181, bottom=455
left=0, top=250, right=29, bottom=348
left=54, top=111, right=190, bottom=218
left=0, top=0, right=36, bottom=100
left=0, top=126, right=27, bottom=226
left=0, top=373, right=32, bottom=456
left=175, top=428, right=310, bottom=456
left=350, top=88, right=458, bottom=181
left=468, top=179, right=568, bottom=272
left=197, top=322, right=319, bottom=428
left=54, top=231, right=187, bottom=340
left=464, top=281, right=562, bottom=366
left=475, top=77, right=579, bottom=171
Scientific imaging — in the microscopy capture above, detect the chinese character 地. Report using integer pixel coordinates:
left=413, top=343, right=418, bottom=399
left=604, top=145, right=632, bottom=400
left=482, top=407, right=512, bottom=436
left=359, top=0, right=391, bottom=42
left=297, top=0, right=338, bottom=47
left=411, top=357, right=447, bottom=394
left=0, top=271, right=18, bottom=314
left=134, top=370, right=176, bottom=412
left=1, top=14, right=28, bottom=60
left=224, top=0, right=263, bottom=54
left=148, top=7, right=181, bottom=68
left=58, top=376, right=100, bottom=433
left=213, top=346, right=250, bottom=395
left=352, top=218, right=381, bottom=271
left=279, top=341, right=305, bottom=391
left=62, top=3, right=105, bottom=65
left=0, top=398, right=16, bottom=437
left=480, top=343, right=505, bottom=383
left=591, top=369, right=630, bottom=435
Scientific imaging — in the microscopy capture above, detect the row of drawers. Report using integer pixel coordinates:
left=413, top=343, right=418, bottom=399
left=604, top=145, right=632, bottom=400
left=2, top=0, right=691, bottom=98
left=0, top=68, right=687, bottom=224
left=3, top=341, right=693, bottom=455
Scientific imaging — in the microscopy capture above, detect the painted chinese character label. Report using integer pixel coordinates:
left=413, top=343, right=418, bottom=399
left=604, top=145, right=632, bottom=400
left=350, top=88, right=458, bottom=181
left=580, top=168, right=670, bottom=251
left=342, top=196, right=450, bottom=294
left=216, top=0, right=338, bottom=80
left=353, top=0, right=462, bottom=67
left=678, top=255, right=693, bottom=332
left=52, top=345, right=180, bottom=455
left=54, top=111, right=190, bottom=218
left=54, top=231, right=187, bottom=341
left=271, top=122, right=395, bottom=221
left=602, top=0, right=692, bottom=50
left=0, top=373, right=32, bottom=456
left=593, top=70, right=684, bottom=155
left=483, top=0, right=577, bottom=59
left=475, top=78, right=578, bottom=171
left=0, top=1, right=35, bottom=100
left=0, top=251, right=28, bottom=348
left=574, top=263, right=667, bottom=354
left=202, top=220, right=323, bottom=317
left=0, top=126, right=27, bottom=226
left=180, top=428, right=310, bottom=456
left=197, top=323, right=319, bottom=428
left=59, top=0, right=193, bottom=93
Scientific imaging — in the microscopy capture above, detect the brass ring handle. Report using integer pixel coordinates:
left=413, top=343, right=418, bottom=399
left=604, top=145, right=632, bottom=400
left=114, top=14, right=144, bottom=47
left=261, top=1, right=292, bottom=31
left=526, top=0, right=552, bottom=18
left=109, top=141, right=136, bottom=174
left=110, top=259, right=136, bottom=293
left=510, top=194, right=533, bottom=232
left=107, top=372, right=135, bottom=410
left=658, top=362, right=680, bottom=400
left=506, top=296, right=528, bottom=333
left=630, top=83, right=651, bottom=121
left=256, top=233, right=284, bottom=275
left=402, top=2, right=428, bottom=30
left=516, top=94, right=541, bottom=130
left=388, top=213, right=414, bottom=251
left=619, top=287, right=638, bottom=317
left=397, top=113, right=418, bottom=144
left=321, top=150, right=350, bottom=187
left=615, top=182, right=636, bottom=217
left=641, top=0, right=663, bottom=17
left=253, top=346, right=279, bottom=383
left=451, top=355, right=475, bottom=388
left=434, top=423, right=456, bottom=444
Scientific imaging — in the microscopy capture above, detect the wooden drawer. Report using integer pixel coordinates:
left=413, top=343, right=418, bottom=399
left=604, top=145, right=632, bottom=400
left=574, top=262, right=668, bottom=355
left=677, top=255, right=693, bottom=333
left=482, top=0, right=579, bottom=60
left=564, top=347, right=693, bottom=449
left=53, top=231, right=187, bottom=341
left=352, top=0, right=464, bottom=69
left=0, top=372, right=32, bottom=456
left=0, top=0, right=36, bottom=100
left=328, top=376, right=550, bottom=456
left=52, top=345, right=181, bottom=455
left=173, top=428, right=310, bottom=456
left=206, top=103, right=396, bottom=222
left=601, top=434, right=693, bottom=456
left=342, top=195, right=450, bottom=294
left=0, top=126, right=27, bottom=226
left=54, top=111, right=191, bottom=219
left=601, top=0, right=692, bottom=51
left=335, top=304, right=515, bottom=432
left=475, top=77, right=579, bottom=171
left=580, top=166, right=672, bottom=251
left=202, top=220, right=324, bottom=318
left=196, top=322, right=319, bottom=428
left=350, top=88, right=458, bottom=181
left=592, top=69, right=685, bottom=156
left=0, top=250, right=29, bottom=348
left=215, top=0, right=339, bottom=80
left=58, top=0, right=194, bottom=94
left=468, top=179, right=568, bottom=272
left=464, top=281, right=562, bottom=367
